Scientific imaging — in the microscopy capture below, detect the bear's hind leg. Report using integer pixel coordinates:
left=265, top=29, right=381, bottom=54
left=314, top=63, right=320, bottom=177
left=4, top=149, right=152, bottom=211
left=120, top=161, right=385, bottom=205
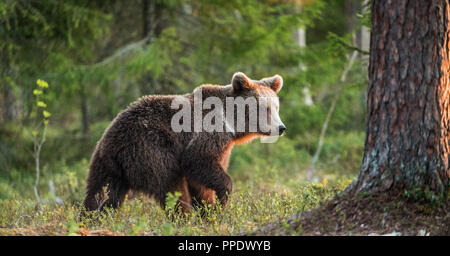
left=157, top=177, right=192, bottom=214
left=176, top=177, right=192, bottom=213
left=84, top=153, right=129, bottom=211
left=84, top=170, right=108, bottom=211
left=99, top=178, right=129, bottom=210
left=84, top=177, right=128, bottom=211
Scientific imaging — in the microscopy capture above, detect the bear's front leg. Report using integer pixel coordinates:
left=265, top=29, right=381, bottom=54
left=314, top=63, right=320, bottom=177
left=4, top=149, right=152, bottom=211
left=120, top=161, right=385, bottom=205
left=216, top=173, right=233, bottom=206
left=208, top=171, right=233, bottom=207
left=188, top=181, right=216, bottom=207
left=184, top=158, right=233, bottom=207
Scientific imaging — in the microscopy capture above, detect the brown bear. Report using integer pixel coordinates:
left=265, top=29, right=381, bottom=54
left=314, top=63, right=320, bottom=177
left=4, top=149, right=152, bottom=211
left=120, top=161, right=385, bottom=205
left=83, top=72, right=286, bottom=212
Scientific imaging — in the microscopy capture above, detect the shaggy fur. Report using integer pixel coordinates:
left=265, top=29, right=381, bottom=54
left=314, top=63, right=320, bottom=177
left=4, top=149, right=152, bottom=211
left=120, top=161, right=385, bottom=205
left=83, top=72, right=284, bottom=212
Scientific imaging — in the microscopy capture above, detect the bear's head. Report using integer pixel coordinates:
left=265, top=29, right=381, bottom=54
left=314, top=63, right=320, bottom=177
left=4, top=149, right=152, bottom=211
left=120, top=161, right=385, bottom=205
left=228, top=72, right=286, bottom=137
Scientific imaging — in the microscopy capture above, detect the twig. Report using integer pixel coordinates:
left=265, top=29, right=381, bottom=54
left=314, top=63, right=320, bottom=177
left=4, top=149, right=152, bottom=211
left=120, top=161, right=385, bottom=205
left=340, top=42, right=369, bottom=55
left=306, top=51, right=358, bottom=181
left=335, top=35, right=370, bottom=55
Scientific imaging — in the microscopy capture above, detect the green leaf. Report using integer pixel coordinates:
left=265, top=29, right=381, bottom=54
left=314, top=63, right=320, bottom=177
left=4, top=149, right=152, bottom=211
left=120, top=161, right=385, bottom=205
left=43, top=110, right=51, bottom=118
left=36, top=79, right=49, bottom=88
left=37, top=101, right=47, bottom=108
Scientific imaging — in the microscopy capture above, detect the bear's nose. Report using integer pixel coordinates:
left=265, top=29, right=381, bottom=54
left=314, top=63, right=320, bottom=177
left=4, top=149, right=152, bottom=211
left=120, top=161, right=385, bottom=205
left=278, top=125, right=286, bottom=135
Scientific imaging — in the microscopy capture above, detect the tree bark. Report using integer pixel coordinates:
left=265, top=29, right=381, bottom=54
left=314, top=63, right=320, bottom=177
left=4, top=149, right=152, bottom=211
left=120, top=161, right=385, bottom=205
left=351, top=0, right=450, bottom=196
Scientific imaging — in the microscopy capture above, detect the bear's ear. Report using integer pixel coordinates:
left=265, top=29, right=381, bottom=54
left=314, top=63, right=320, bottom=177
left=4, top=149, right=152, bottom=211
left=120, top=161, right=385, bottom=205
left=232, top=72, right=251, bottom=92
left=270, top=75, right=283, bottom=93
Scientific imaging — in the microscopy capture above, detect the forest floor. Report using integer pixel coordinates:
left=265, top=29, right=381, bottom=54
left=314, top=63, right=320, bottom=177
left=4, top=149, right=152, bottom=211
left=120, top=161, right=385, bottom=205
left=1, top=187, right=448, bottom=236
left=255, top=189, right=450, bottom=236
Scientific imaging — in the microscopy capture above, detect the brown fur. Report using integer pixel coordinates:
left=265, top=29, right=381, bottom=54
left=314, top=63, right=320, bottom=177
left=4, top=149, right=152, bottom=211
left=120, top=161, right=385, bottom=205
left=83, top=73, right=283, bottom=213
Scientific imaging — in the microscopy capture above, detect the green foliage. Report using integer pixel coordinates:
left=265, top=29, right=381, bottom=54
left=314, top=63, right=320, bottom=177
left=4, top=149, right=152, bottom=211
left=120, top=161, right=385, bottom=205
left=0, top=0, right=372, bottom=235
left=403, top=185, right=448, bottom=207
left=357, top=0, right=372, bottom=28
left=0, top=0, right=111, bottom=117
left=165, top=191, right=182, bottom=212
left=125, top=28, right=182, bottom=83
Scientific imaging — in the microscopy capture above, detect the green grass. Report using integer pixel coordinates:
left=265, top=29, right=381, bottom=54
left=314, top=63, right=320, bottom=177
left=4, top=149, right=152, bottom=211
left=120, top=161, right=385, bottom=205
left=0, top=178, right=352, bottom=236
left=0, top=151, right=355, bottom=235
left=0, top=126, right=363, bottom=235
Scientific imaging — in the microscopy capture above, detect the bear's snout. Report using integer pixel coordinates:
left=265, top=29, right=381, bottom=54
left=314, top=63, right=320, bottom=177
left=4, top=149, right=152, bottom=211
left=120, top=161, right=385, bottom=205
left=278, top=125, right=286, bottom=135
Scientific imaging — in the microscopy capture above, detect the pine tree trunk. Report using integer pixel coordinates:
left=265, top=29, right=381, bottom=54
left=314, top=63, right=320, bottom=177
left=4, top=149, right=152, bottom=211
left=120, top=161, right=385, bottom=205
left=351, top=0, right=450, bottom=195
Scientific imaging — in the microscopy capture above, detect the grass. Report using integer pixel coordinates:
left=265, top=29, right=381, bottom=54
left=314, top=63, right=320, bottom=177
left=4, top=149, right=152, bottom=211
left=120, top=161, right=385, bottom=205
left=0, top=177, right=353, bottom=236
left=1, top=127, right=446, bottom=236
left=0, top=144, right=355, bottom=236
left=0, top=124, right=364, bottom=236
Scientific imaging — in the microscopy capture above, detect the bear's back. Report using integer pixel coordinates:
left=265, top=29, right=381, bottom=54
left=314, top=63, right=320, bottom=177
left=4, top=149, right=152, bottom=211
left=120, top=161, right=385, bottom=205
left=97, top=95, right=187, bottom=158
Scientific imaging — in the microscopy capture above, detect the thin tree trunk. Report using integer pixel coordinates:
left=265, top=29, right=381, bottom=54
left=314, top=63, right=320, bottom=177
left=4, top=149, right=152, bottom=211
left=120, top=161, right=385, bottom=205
left=345, top=0, right=359, bottom=35
left=306, top=51, right=358, bottom=180
left=358, top=0, right=370, bottom=53
left=142, top=0, right=151, bottom=39
left=2, top=84, right=17, bottom=123
left=33, top=147, right=43, bottom=210
left=33, top=122, right=46, bottom=211
left=153, top=1, right=165, bottom=38
left=350, top=0, right=450, bottom=195
left=295, top=28, right=306, bottom=48
left=80, top=86, right=89, bottom=136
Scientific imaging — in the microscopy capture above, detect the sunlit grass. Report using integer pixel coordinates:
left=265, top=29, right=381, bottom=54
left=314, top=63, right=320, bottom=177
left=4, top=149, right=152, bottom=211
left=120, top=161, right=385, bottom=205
left=0, top=178, right=352, bottom=236
left=0, top=130, right=362, bottom=235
